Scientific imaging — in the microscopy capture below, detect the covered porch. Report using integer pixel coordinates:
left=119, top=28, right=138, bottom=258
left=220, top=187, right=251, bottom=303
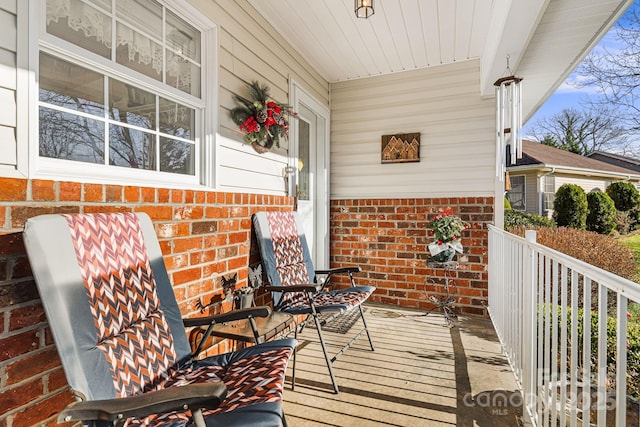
left=283, top=304, right=522, bottom=426
left=0, top=0, right=636, bottom=426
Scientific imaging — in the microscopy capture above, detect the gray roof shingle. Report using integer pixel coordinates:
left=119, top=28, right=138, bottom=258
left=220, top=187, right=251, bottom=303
left=511, top=141, right=640, bottom=175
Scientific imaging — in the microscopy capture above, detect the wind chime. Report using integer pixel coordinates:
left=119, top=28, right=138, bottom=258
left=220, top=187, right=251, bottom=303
left=494, top=56, right=523, bottom=185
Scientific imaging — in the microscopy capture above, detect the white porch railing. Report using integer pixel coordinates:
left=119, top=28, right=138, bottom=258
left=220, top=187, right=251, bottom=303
left=488, top=225, right=640, bottom=426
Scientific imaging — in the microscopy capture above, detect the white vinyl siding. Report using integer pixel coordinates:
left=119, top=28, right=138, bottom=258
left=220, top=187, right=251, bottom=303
left=0, top=0, right=18, bottom=175
left=212, top=0, right=328, bottom=194
left=329, top=59, right=495, bottom=199
left=555, top=174, right=609, bottom=194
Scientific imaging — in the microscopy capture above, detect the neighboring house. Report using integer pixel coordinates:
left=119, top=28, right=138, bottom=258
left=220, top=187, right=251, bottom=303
left=588, top=151, right=640, bottom=191
left=0, top=0, right=634, bottom=425
left=506, top=140, right=640, bottom=216
left=589, top=150, right=640, bottom=172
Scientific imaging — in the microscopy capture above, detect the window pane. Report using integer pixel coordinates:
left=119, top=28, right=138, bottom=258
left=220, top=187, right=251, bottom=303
left=507, top=176, right=525, bottom=210
left=46, top=0, right=111, bottom=58
left=116, top=23, right=162, bottom=81
left=159, top=98, right=194, bottom=140
left=109, top=80, right=155, bottom=129
left=166, top=10, right=200, bottom=96
left=160, top=137, right=194, bottom=175
left=87, top=0, right=112, bottom=11
left=40, top=53, right=105, bottom=116
left=40, top=107, right=105, bottom=164
left=109, top=125, right=156, bottom=170
left=116, top=0, right=162, bottom=40
left=166, top=51, right=201, bottom=96
left=166, top=10, right=200, bottom=62
left=298, top=119, right=310, bottom=201
left=544, top=176, right=555, bottom=193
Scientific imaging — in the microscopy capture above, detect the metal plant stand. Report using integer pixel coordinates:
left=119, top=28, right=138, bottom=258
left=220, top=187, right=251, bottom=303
left=423, top=259, right=459, bottom=326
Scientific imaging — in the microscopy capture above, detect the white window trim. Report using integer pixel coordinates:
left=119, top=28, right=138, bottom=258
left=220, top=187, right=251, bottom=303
left=24, top=0, right=218, bottom=189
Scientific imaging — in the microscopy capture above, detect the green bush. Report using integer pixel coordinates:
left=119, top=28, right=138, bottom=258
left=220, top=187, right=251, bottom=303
left=553, top=184, right=587, bottom=229
left=615, top=210, right=634, bottom=235
left=504, top=209, right=555, bottom=228
left=544, top=305, right=640, bottom=399
left=606, top=181, right=640, bottom=212
left=508, top=226, right=638, bottom=280
left=586, top=190, right=616, bottom=235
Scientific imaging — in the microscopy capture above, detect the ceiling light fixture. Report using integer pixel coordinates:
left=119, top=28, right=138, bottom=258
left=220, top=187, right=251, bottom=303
left=355, top=0, right=374, bottom=19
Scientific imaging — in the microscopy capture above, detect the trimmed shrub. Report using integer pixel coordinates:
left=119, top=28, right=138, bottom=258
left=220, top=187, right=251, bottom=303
left=553, top=184, right=587, bottom=229
left=505, top=209, right=555, bottom=228
left=615, top=210, right=634, bottom=235
left=548, top=306, right=640, bottom=400
left=508, top=226, right=638, bottom=281
left=606, top=181, right=640, bottom=212
left=586, top=190, right=616, bottom=235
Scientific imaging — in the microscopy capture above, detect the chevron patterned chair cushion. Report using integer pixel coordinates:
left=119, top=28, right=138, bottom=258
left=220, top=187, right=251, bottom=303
left=254, top=211, right=374, bottom=314
left=252, top=210, right=376, bottom=394
left=24, top=212, right=296, bottom=426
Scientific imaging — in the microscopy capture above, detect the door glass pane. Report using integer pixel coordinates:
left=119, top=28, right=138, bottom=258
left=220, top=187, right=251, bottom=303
left=40, top=107, right=105, bottom=164
left=298, top=119, right=310, bottom=201
left=109, top=80, right=155, bottom=129
left=160, top=137, right=195, bottom=175
left=39, top=53, right=105, bottom=116
left=109, top=124, right=155, bottom=170
left=46, top=0, right=111, bottom=58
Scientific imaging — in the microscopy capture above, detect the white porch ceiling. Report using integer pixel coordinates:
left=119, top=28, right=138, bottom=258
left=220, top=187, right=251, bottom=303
left=250, top=0, right=494, bottom=83
left=249, top=0, right=633, bottom=121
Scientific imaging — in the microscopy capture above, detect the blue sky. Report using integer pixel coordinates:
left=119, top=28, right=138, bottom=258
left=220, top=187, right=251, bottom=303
left=521, top=1, right=636, bottom=136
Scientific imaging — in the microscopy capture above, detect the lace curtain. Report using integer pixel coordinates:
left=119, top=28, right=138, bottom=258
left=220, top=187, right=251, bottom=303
left=46, top=0, right=196, bottom=91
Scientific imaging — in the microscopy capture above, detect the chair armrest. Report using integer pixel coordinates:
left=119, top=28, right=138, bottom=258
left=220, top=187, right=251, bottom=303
left=183, top=306, right=271, bottom=328
left=58, top=382, right=227, bottom=423
left=315, top=266, right=361, bottom=275
left=264, top=284, right=322, bottom=293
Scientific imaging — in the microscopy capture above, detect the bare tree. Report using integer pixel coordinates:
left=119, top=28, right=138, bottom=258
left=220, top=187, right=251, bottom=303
left=527, top=107, right=628, bottom=155
left=577, top=3, right=640, bottom=135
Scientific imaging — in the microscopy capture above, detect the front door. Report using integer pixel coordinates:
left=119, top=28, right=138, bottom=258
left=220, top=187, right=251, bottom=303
left=291, top=82, right=330, bottom=269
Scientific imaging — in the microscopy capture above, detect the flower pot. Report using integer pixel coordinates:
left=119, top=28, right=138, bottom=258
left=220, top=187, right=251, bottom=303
left=234, top=292, right=255, bottom=309
left=431, top=248, right=455, bottom=262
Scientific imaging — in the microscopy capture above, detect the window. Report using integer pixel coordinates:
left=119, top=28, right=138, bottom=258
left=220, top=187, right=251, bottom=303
left=542, top=175, right=555, bottom=213
left=506, top=175, right=525, bottom=210
left=34, top=0, right=214, bottom=185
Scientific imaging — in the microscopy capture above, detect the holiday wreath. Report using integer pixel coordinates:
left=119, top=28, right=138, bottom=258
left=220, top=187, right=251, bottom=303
left=230, top=81, right=297, bottom=153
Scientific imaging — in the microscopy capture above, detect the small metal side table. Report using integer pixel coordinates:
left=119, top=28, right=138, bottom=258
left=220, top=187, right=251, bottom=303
left=423, top=259, right=459, bottom=326
left=210, top=311, right=297, bottom=345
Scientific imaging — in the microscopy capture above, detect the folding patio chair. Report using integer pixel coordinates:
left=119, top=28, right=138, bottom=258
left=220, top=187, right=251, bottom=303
left=23, top=212, right=297, bottom=427
left=252, top=211, right=375, bottom=393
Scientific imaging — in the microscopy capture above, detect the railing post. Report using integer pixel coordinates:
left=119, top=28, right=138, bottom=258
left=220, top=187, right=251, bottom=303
left=523, top=230, right=537, bottom=426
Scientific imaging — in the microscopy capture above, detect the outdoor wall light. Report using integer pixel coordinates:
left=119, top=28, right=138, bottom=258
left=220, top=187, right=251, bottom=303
left=355, top=0, right=374, bottom=19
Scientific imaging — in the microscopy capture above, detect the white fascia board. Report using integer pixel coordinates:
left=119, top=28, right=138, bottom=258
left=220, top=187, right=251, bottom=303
left=480, top=0, right=549, bottom=97
left=508, top=164, right=640, bottom=181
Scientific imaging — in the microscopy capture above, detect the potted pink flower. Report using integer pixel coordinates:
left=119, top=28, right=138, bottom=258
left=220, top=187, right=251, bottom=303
left=427, top=209, right=470, bottom=262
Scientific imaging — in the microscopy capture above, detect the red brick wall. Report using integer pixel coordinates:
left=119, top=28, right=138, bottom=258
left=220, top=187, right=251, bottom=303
left=330, top=197, right=494, bottom=316
left=0, top=177, right=292, bottom=426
